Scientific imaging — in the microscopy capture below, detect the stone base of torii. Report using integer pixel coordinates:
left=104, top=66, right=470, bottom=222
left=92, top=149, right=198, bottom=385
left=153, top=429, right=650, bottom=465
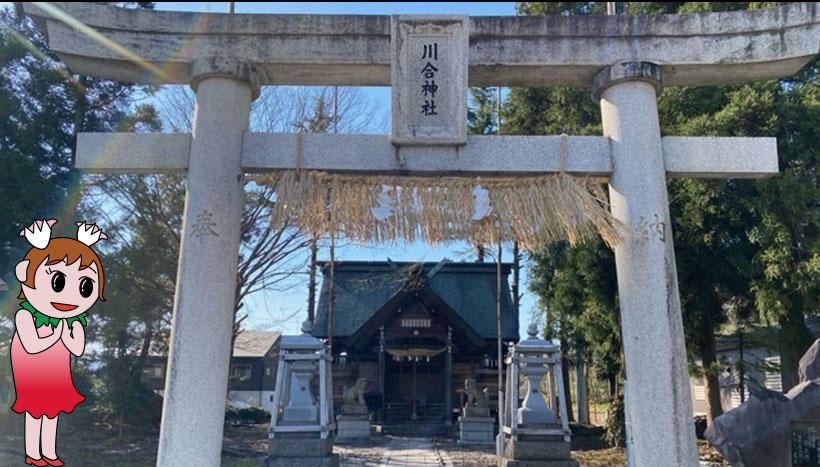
left=23, top=3, right=820, bottom=466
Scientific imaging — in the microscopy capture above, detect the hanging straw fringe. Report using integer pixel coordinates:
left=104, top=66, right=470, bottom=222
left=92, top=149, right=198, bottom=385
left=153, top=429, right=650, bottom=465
left=260, top=171, right=625, bottom=249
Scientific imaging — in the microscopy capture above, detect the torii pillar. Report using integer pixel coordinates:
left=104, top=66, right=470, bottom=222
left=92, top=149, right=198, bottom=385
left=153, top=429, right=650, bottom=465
left=594, top=63, right=696, bottom=465
left=156, top=58, right=261, bottom=464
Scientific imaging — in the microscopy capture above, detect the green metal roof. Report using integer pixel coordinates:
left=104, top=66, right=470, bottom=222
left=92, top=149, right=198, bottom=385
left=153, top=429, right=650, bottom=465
left=312, top=261, right=518, bottom=341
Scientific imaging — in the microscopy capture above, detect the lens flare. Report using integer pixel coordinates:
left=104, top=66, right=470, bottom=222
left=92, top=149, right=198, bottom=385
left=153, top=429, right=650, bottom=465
left=32, top=2, right=169, bottom=81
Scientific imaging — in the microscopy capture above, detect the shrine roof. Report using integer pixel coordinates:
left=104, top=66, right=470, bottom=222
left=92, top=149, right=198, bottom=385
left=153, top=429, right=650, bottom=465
left=312, top=261, right=518, bottom=341
left=233, top=330, right=281, bottom=358
left=149, top=329, right=280, bottom=358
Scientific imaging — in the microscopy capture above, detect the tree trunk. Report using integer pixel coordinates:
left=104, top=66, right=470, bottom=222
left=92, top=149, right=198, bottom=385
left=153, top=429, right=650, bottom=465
left=779, top=307, right=814, bottom=391
left=561, top=355, right=574, bottom=422
left=137, top=324, right=154, bottom=369
left=307, top=236, right=318, bottom=322
left=738, top=330, right=746, bottom=403
left=576, top=344, right=589, bottom=424
left=512, top=242, right=520, bottom=314
left=699, top=330, right=723, bottom=424
left=560, top=334, right=574, bottom=422
left=608, top=373, right=618, bottom=398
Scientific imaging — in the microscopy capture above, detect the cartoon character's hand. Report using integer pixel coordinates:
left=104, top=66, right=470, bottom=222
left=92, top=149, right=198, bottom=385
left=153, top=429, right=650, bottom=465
left=76, top=221, right=108, bottom=247
left=45, top=320, right=65, bottom=347
left=19, top=219, right=57, bottom=249
left=62, top=320, right=85, bottom=356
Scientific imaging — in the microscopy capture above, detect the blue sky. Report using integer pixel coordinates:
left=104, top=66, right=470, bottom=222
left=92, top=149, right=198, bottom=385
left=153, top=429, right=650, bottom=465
left=151, top=2, right=537, bottom=336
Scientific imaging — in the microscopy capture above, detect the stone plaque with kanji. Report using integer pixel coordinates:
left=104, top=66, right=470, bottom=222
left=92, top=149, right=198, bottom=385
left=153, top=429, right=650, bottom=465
left=391, top=15, right=468, bottom=146
left=793, top=421, right=820, bottom=466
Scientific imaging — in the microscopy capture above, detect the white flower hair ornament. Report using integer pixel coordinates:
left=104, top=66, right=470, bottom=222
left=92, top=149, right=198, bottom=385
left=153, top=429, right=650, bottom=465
left=18, top=219, right=57, bottom=250
left=76, top=221, right=108, bottom=247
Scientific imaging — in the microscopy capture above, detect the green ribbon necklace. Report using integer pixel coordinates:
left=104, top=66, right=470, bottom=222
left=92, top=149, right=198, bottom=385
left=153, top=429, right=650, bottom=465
left=21, top=301, right=88, bottom=329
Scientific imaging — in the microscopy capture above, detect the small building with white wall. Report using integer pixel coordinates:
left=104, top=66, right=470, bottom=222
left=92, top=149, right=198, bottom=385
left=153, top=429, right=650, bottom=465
left=690, top=322, right=820, bottom=416
left=146, top=330, right=281, bottom=412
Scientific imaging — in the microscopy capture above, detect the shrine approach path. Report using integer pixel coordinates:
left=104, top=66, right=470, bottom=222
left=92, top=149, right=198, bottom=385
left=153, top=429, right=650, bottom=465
left=375, top=437, right=450, bottom=467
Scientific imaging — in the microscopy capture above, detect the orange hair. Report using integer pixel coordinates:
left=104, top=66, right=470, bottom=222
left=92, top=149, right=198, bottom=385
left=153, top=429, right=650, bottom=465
left=18, top=237, right=105, bottom=301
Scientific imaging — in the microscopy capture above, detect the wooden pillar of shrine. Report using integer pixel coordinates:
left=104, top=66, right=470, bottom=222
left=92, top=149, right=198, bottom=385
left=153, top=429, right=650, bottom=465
left=445, top=326, right=453, bottom=425
left=378, top=325, right=386, bottom=423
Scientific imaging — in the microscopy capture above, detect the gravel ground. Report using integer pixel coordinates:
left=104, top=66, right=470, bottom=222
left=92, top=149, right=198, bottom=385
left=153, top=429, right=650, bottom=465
left=336, top=437, right=392, bottom=466
left=435, top=440, right=498, bottom=466
left=337, top=436, right=499, bottom=466
left=0, top=419, right=725, bottom=466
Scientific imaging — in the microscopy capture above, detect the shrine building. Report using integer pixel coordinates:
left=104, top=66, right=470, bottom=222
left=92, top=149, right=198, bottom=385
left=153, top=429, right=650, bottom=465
left=312, top=261, right=518, bottom=433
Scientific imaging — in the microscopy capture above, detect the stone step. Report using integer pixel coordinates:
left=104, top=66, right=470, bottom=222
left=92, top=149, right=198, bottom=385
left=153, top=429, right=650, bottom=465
left=500, top=461, right=577, bottom=467
left=383, top=406, right=447, bottom=420
left=380, top=421, right=454, bottom=438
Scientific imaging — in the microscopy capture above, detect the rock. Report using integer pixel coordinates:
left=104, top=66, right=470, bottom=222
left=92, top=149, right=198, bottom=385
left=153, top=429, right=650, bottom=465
left=706, top=342, right=820, bottom=466
left=799, top=339, right=820, bottom=383
left=706, top=378, right=820, bottom=466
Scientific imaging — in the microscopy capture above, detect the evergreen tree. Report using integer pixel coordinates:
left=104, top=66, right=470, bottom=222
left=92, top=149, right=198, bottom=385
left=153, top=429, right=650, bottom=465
left=0, top=3, right=153, bottom=289
left=517, top=2, right=820, bottom=427
left=467, top=87, right=499, bottom=135
left=0, top=1, right=157, bottom=429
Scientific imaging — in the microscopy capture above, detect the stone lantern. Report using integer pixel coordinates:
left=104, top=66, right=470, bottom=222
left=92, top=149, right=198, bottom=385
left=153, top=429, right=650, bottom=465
left=266, top=320, right=337, bottom=467
left=499, top=323, right=576, bottom=467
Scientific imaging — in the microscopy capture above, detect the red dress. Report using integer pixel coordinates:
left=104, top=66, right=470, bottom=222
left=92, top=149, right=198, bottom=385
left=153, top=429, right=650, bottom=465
left=10, top=323, right=85, bottom=419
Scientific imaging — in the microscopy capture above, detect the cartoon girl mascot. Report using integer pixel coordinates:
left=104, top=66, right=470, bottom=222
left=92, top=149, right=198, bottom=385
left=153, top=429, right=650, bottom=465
left=11, top=219, right=107, bottom=466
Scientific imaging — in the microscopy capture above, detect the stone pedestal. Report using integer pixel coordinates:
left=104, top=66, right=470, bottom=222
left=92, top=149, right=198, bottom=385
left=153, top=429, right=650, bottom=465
left=463, top=406, right=490, bottom=418
left=460, top=378, right=493, bottom=444
left=336, top=405, right=370, bottom=439
left=264, top=433, right=339, bottom=467
left=499, top=430, right=576, bottom=467
left=458, top=407, right=494, bottom=445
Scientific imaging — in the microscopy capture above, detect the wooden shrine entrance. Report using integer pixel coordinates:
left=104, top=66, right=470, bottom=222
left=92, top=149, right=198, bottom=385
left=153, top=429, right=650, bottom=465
left=383, top=295, right=449, bottom=422
left=384, top=354, right=446, bottom=421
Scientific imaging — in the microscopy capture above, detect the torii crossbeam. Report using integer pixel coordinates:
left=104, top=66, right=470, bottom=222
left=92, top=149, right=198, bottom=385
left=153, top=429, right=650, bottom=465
left=22, top=3, right=820, bottom=466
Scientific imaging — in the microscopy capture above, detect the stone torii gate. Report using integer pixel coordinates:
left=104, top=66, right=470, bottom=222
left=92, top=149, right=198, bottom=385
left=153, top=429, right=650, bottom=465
left=23, top=3, right=820, bottom=466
